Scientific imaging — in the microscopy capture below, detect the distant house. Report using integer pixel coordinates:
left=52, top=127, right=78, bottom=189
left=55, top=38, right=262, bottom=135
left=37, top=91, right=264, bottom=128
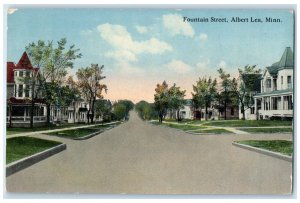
left=253, top=47, right=294, bottom=120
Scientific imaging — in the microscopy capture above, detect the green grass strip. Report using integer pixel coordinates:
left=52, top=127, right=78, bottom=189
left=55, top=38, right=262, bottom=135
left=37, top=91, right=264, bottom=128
left=236, top=140, right=293, bottom=156
left=6, top=136, right=62, bottom=164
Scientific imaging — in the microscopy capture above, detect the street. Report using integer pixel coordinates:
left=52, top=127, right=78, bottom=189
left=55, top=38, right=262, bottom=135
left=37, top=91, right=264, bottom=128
left=6, top=111, right=292, bottom=194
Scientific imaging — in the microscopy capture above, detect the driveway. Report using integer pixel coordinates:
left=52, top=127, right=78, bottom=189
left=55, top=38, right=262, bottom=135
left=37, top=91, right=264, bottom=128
left=6, top=111, right=292, bottom=194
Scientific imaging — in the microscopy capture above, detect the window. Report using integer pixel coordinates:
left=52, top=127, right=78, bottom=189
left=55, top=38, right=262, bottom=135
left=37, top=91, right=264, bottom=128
left=25, top=86, right=30, bottom=97
left=287, top=76, right=292, bottom=89
left=14, top=71, right=17, bottom=77
left=18, top=85, right=23, bottom=97
left=281, top=76, right=283, bottom=84
left=266, top=79, right=271, bottom=88
left=26, top=71, right=30, bottom=77
left=250, top=107, right=255, bottom=114
left=19, top=71, right=23, bottom=77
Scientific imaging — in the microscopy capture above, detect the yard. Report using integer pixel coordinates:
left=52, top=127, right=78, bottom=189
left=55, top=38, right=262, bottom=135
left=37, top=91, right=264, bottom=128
left=6, top=136, right=62, bottom=164
left=189, top=119, right=293, bottom=127
left=47, top=128, right=103, bottom=139
left=237, top=127, right=293, bottom=133
left=235, top=140, right=293, bottom=156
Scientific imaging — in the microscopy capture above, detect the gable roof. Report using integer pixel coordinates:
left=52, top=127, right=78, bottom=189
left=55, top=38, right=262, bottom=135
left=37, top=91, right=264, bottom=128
left=7, top=62, right=15, bottom=83
left=15, top=52, right=33, bottom=70
left=266, top=47, right=294, bottom=76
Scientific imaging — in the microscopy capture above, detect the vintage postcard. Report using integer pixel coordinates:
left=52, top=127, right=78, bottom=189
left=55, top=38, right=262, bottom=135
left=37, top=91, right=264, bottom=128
left=5, top=7, right=294, bottom=195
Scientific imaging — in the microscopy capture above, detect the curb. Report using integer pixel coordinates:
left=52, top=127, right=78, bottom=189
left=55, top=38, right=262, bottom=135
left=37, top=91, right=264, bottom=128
left=232, top=142, right=292, bottom=162
left=6, top=143, right=66, bottom=177
left=73, top=125, right=116, bottom=140
left=73, top=130, right=104, bottom=140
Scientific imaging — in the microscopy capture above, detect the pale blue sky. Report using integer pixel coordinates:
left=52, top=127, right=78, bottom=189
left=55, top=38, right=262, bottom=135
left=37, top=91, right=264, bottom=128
left=7, top=8, right=294, bottom=102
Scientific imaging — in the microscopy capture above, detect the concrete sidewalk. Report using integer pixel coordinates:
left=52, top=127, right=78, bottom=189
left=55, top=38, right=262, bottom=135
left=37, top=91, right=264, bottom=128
left=6, top=121, right=120, bottom=138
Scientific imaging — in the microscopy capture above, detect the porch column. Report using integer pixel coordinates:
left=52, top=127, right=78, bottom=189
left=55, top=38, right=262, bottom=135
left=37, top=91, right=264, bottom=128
left=254, top=98, right=257, bottom=113
left=24, top=107, right=26, bottom=121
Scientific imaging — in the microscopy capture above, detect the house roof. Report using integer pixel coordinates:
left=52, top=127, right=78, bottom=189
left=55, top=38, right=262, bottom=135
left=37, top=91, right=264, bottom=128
left=7, top=62, right=15, bottom=83
left=266, top=47, right=294, bottom=76
left=15, top=51, right=34, bottom=70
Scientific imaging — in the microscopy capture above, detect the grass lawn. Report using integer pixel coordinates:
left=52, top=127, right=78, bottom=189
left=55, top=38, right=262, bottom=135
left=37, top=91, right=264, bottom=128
left=235, top=140, right=293, bottom=156
left=238, top=127, right=293, bottom=133
left=6, top=136, right=62, bottom=164
left=6, top=123, right=86, bottom=135
left=47, top=128, right=101, bottom=138
left=6, top=121, right=120, bottom=135
left=153, top=122, right=206, bottom=131
left=203, top=120, right=292, bottom=127
left=190, top=129, right=233, bottom=134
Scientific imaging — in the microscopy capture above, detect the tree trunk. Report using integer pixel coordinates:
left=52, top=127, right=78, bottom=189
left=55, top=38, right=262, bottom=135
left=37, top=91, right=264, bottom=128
left=205, top=105, right=208, bottom=121
left=159, top=111, right=163, bottom=123
left=241, top=103, right=245, bottom=120
left=90, top=97, right=96, bottom=124
left=177, top=109, right=180, bottom=122
left=46, top=103, right=51, bottom=124
left=224, top=100, right=227, bottom=120
left=9, top=103, right=12, bottom=128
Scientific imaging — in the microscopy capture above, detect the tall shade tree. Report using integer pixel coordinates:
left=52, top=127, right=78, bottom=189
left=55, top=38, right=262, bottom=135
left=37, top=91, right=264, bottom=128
left=217, top=68, right=232, bottom=120
left=25, top=38, right=82, bottom=126
left=168, top=83, right=186, bottom=122
left=192, top=77, right=217, bottom=120
left=76, top=64, right=107, bottom=124
left=154, top=81, right=169, bottom=123
left=231, top=65, right=261, bottom=120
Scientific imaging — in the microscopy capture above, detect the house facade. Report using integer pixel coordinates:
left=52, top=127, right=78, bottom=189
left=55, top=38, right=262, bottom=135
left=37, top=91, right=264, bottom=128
left=7, top=52, right=47, bottom=127
left=253, top=47, right=294, bottom=120
left=6, top=52, right=90, bottom=127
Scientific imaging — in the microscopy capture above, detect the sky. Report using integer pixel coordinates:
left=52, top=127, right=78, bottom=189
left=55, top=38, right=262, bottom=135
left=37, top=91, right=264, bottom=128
left=7, top=8, right=294, bottom=103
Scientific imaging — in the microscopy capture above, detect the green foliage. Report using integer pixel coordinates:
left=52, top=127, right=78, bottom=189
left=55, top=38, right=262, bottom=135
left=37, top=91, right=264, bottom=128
left=168, top=83, right=186, bottom=121
left=94, top=99, right=112, bottom=122
left=135, top=100, right=157, bottom=120
left=76, top=64, right=108, bottom=123
left=192, top=77, right=217, bottom=120
left=25, top=38, right=82, bottom=124
left=112, top=103, right=127, bottom=121
left=154, top=81, right=169, bottom=123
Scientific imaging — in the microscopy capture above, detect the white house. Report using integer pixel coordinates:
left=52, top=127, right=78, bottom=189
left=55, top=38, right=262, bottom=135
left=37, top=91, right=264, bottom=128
left=253, top=47, right=293, bottom=120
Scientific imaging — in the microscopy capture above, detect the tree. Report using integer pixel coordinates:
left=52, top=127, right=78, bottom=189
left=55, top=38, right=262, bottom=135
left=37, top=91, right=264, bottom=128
left=117, top=100, right=134, bottom=120
left=231, top=65, right=261, bottom=120
left=135, top=100, right=157, bottom=120
left=168, top=84, right=186, bottom=122
left=217, top=68, right=231, bottom=120
left=25, top=38, right=82, bottom=125
left=94, top=99, right=112, bottom=122
left=154, top=81, right=169, bottom=123
left=76, top=64, right=107, bottom=124
left=192, top=77, right=217, bottom=120
left=112, top=102, right=127, bottom=121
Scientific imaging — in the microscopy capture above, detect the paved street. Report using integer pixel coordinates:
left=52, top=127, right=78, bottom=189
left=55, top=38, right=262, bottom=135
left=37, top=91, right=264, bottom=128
left=6, top=111, right=292, bottom=194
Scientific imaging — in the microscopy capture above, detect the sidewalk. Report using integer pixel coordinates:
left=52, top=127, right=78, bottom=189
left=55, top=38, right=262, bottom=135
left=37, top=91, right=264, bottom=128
left=152, top=120, right=291, bottom=135
left=6, top=121, right=120, bottom=139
